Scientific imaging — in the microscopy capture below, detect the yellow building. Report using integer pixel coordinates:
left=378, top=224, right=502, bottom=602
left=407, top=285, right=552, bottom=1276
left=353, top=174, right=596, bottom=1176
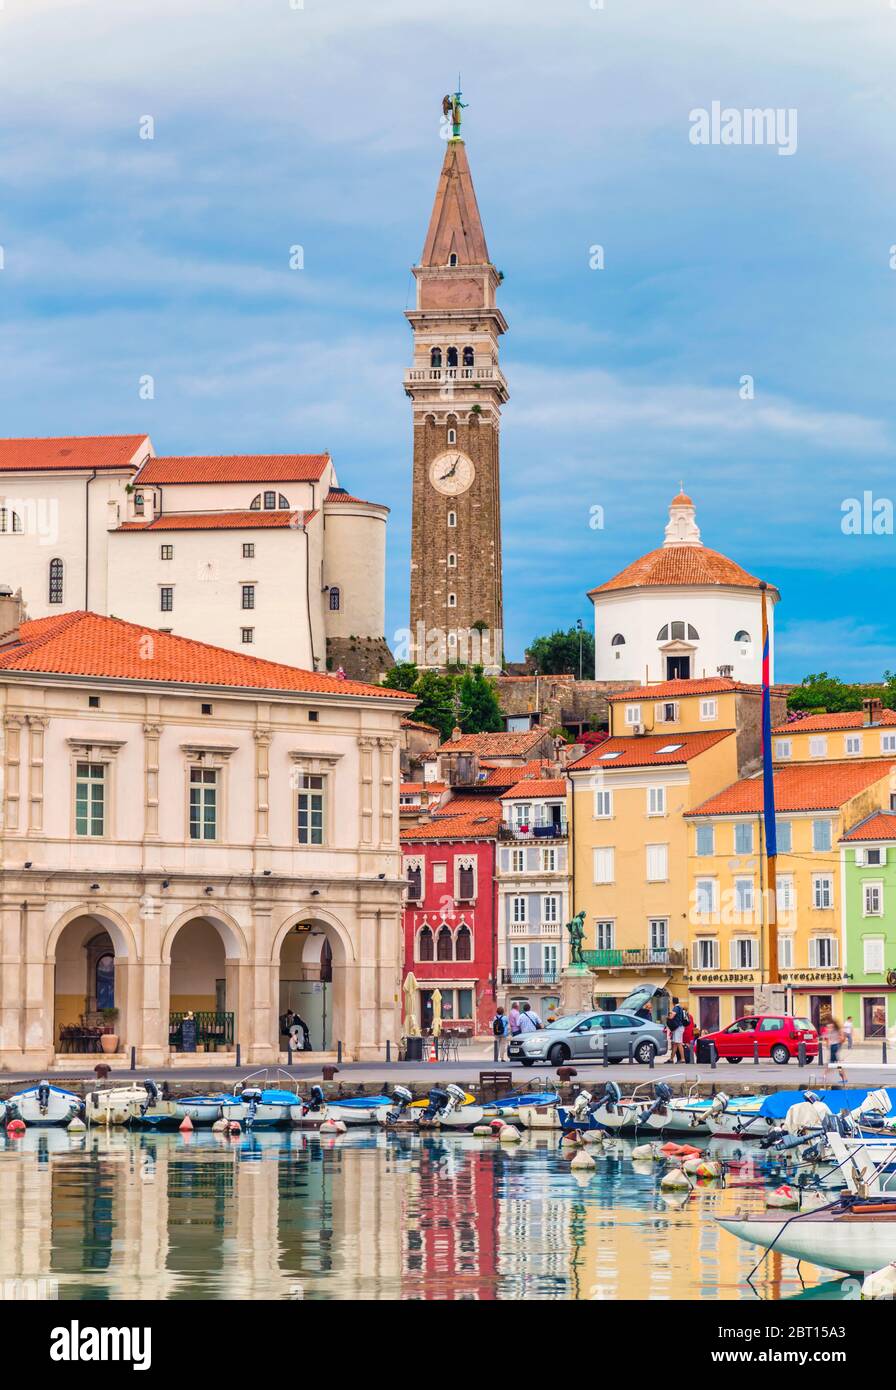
left=568, top=725, right=739, bottom=1010
left=685, top=760, right=895, bottom=1032
left=772, top=699, right=896, bottom=768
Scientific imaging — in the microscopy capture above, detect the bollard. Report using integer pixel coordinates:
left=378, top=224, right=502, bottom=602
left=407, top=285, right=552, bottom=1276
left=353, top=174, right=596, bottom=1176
left=493, top=1037, right=499, bottom=1063
left=603, top=1038, right=610, bottom=1068
left=235, top=1042, right=241, bottom=1067
left=386, top=1039, right=391, bottom=1064
left=709, top=1040, right=717, bottom=1070
left=628, top=1040, right=635, bottom=1066
left=648, top=1046, right=655, bottom=1070
left=798, top=1040, right=807, bottom=1067
left=883, top=1036, right=889, bottom=1066
left=130, top=1045, right=136, bottom=1072
left=337, top=1040, right=343, bottom=1064
left=817, top=1037, right=825, bottom=1068
left=753, top=1041, right=760, bottom=1065
left=287, top=1041, right=293, bottom=1066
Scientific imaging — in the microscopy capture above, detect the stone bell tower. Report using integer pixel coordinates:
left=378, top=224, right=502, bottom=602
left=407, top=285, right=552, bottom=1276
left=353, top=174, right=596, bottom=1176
left=405, top=91, right=507, bottom=671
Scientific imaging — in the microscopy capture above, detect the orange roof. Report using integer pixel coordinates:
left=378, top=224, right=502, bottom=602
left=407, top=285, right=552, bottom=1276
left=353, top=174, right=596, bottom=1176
left=420, top=139, right=490, bottom=267
left=590, top=546, right=769, bottom=596
left=478, top=758, right=553, bottom=788
left=671, top=490, right=694, bottom=506
left=0, top=611, right=415, bottom=701
left=569, top=731, right=732, bottom=771
left=324, top=487, right=384, bottom=507
left=400, top=716, right=439, bottom=733
left=773, top=709, right=896, bottom=735
left=690, top=760, right=894, bottom=817
left=608, top=677, right=754, bottom=702
left=117, top=510, right=315, bottom=532
left=0, top=435, right=149, bottom=473
left=436, top=729, right=547, bottom=756
left=401, top=798, right=503, bottom=842
left=400, top=782, right=447, bottom=796
left=501, top=778, right=567, bottom=799
left=842, top=813, right=896, bottom=842
left=135, top=454, right=330, bottom=485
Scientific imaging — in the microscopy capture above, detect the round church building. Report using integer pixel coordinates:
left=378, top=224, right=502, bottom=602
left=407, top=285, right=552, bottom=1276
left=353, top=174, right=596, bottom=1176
left=589, top=492, right=778, bottom=685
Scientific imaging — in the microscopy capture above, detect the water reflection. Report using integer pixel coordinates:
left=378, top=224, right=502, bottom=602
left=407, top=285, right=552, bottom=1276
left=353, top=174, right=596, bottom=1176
left=0, top=1128, right=846, bottom=1301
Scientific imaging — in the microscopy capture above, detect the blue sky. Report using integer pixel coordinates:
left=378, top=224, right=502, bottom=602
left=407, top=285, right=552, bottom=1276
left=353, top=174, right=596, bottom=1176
left=2, top=0, right=895, bottom=679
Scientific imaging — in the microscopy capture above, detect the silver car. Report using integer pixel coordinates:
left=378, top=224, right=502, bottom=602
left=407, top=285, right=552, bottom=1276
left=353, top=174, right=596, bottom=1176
left=508, top=1010, right=668, bottom=1067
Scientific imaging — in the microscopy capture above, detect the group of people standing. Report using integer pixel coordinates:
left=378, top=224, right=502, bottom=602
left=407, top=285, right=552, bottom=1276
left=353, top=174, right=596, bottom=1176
left=491, top=1003, right=542, bottom=1059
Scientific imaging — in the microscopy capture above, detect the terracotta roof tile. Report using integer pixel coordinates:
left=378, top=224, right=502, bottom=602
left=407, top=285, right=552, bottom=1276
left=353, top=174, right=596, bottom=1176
left=400, top=716, right=440, bottom=733
left=478, top=758, right=553, bottom=788
left=401, top=798, right=503, bottom=842
left=589, top=545, right=770, bottom=596
left=689, top=760, right=894, bottom=817
left=324, top=487, right=384, bottom=508
left=569, top=731, right=732, bottom=771
left=0, top=435, right=149, bottom=473
left=772, top=709, right=896, bottom=735
left=400, top=781, right=447, bottom=796
left=501, top=778, right=568, bottom=799
left=135, top=454, right=330, bottom=485
left=117, top=510, right=315, bottom=532
left=841, top=813, right=896, bottom=843
left=0, top=611, right=415, bottom=701
left=436, top=729, right=547, bottom=756
left=606, top=677, right=774, bottom=702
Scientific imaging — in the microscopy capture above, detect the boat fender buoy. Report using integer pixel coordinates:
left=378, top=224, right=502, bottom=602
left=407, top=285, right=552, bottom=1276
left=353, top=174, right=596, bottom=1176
left=472, top=1125, right=493, bottom=1137
left=766, top=1184, right=799, bottom=1209
left=660, top=1142, right=684, bottom=1156
left=499, top=1125, right=522, bottom=1143
left=67, top=1117, right=87, bottom=1133
left=583, top=1129, right=605, bottom=1145
left=211, top=1119, right=227, bottom=1133
left=660, top=1167, right=691, bottom=1190
left=631, top=1142, right=660, bottom=1161
left=6, top=1119, right=25, bottom=1136
left=570, top=1148, right=596, bottom=1170
left=489, top=1118, right=506, bottom=1132
left=227, top=1121, right=242, bottom=1135
left=862, top=1263, right=896, bottom=1300
left=179, top=1116, right=194, bottom=1132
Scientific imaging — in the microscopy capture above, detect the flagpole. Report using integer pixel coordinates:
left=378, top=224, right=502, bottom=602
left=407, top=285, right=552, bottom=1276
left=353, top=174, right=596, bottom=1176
left=760, top=581, right=779, bottom=984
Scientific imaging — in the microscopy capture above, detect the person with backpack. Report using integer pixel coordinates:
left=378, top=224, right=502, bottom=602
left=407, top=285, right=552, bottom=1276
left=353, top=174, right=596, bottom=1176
left=491, top=1006, right=510, bottom=1060
left=665, top=997, right=690, bottom=1064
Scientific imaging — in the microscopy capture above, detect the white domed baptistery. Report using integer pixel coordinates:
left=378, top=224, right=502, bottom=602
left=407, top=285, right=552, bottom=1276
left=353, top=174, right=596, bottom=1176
left=588, top=492, right=778, bottom=685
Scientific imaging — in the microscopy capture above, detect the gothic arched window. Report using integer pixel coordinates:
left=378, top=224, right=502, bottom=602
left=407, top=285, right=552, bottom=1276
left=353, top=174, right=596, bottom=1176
left=455, top=924, right=472, bottom=961
left=418, top=926, right=434, bottom=961
left=48, top=557, right=64, bottom=604
left=436, top=925, right=454, bottom=961
left=430, top=347, right=442, bottom=369
left=446, top=347, right=459, bottom=368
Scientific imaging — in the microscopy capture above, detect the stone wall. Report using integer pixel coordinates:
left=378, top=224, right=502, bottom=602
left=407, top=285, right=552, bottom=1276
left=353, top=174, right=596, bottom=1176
left=495, top=675, right=638, bottom=733
left=326, top=636, right=394, bottom=684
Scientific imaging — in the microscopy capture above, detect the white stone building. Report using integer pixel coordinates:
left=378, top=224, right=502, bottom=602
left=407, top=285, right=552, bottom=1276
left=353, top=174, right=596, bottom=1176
left=0, top=435, right=389, bottom=675
left=495, top=774, right=570, bottom=1020
left=589, top=492, right=779, bottom=687
left=0, top=604, right=413, bottom=1068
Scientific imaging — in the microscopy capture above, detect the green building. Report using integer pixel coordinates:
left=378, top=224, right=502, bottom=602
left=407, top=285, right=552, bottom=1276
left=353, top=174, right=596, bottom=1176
left=840, top=811, right=896, bottom=1041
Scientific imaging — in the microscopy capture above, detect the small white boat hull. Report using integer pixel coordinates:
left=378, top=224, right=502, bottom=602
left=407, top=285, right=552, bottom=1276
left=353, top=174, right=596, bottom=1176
left=175, top=1101, right=225, bottom=1126
left=86, top=1086, right=154, bottom=1126
left=9, top=1088, right=81, bottom=1128
left=297, top=1104, right=386, bottom=1128
left=220, top=1101, right=299, bottom=1129
left=718, top=1212, right=896, bottom=1273
left=710, top=1108, right=776, bottom=1139
left=516, top=1105, right=561, bottom=1131
left=379, top=1105, right=486, bottom=1130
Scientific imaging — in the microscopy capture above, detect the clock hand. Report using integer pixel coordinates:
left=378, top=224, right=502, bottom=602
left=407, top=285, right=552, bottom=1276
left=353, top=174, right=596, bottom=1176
left=440, top=457, right=460, bottom=479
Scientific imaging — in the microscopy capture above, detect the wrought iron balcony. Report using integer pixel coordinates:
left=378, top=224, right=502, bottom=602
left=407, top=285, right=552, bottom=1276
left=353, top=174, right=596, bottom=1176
left=498, top=823, right=568, bottom=842
left=500, top=968, right=560, bottom=986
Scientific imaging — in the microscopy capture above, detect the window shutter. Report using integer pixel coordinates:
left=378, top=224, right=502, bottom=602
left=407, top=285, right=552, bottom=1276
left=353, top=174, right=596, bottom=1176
left=855, top=849, right=864, bottom=866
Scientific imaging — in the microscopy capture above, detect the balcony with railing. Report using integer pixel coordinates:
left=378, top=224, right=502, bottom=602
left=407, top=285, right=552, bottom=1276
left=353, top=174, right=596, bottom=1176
left=500, top=968, right=560, bottom=987
left=498, top=822, right=568, bottom=842
left=580, top=947, right=684, bottom=971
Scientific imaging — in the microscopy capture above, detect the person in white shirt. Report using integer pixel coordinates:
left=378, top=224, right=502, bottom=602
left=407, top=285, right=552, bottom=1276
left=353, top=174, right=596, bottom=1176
left=517, top=1003, right=542, bottom=1033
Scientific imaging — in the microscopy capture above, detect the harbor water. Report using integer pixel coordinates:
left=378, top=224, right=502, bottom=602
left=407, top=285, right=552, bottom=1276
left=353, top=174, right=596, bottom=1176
left=0, top=1127, right=855, bottom=1301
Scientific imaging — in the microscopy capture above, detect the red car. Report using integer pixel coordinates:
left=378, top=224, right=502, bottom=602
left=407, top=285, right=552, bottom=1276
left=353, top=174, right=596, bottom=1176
left=696, top=1013, right=819, bottom=1066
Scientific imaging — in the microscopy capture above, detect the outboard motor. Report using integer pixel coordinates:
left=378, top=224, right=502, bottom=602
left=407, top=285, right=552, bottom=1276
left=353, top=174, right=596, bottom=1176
left=640, top=1081, right=673, bottom=1126
left=242, top=1087, right=263, bottom=1130
left=304, top=1084, right=326, bottom=1117
left=572, top=1090, right=594, bottom=1122
left=708, top=1091, right=730, bottom=1118
left=37, top=1081, right=51, bottom=1116
left=386, top=1085, right=413, bottom=1125
left=441, top=1083, right=467, bottom=1119
left=140, top=1079, right=159, bottom=1116
left=597, top=1081, right=622, bottom=1115
left=422, top=1087, right=450, bottom=1122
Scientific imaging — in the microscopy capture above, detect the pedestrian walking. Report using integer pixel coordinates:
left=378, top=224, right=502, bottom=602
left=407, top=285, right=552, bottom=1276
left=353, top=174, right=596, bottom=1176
left=508, top=1001, right=522, bottom=1036
left=843, top=1016, right=854, bottom=1051
left=824, top=1019, right=848, bottom=1085
left=665, top=997, right=689, bottom=1064
left=517, top=1003, right=543, bottom=1034
left=492, top=1006, right=510, bottom=1060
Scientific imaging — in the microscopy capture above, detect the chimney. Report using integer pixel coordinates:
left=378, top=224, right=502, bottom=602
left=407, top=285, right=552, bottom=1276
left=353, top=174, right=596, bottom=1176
left=0, top=586, right=26, bottom=647
left=717, top=664, right=733, bottom=679
left=450, top=725, right=462, bottom=742
left=863, top=697, right=883, bottom=727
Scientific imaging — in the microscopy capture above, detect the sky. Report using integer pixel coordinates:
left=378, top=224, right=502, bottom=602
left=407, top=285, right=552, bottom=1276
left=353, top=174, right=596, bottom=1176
left=2, top=0, right=895, bottom=679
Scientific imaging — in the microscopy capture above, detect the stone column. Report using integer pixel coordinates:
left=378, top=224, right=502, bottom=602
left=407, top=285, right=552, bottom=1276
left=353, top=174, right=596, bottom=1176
left=3, top=713, right=24, bottom=832
left=142, top=722, right=162, bottom=840
left=23, top=899, right=53, bottom=1066
left=138, top=902, right=167, bottom=1066
left=253, top=729, right=272, bottom=845
left=26, top=715, right=47, bottom=836
left=358, top=737, right=376, bottom=848
left=248, top=902, right=277, bottom=1063
left=377, top=736, right=397, bottom=848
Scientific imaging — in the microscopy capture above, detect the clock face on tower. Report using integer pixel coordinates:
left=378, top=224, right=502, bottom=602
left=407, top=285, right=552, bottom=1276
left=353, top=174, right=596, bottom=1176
left=429, top=450, right=475, bottom=496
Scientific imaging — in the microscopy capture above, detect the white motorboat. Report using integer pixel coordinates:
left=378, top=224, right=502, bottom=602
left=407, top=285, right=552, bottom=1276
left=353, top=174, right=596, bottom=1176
left=584, top=1081, right=716, bottom=1134
left=219, top=1070, right=304, bottom=1130
left=8, top=1082, right=81, bottom=1128
left=295, top=1085, right=394, bottom=1128
left=718, top=1194, right=896, bottom=1273
left=175, top=1095, right=228, bottom=1126
left=86, top=1082, right=159, bottom=1126
left=379, top=1084, right=486, bottom=1130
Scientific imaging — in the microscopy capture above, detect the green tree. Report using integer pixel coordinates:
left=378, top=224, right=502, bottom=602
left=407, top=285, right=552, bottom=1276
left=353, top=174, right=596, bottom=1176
left=787, top=673, right=892, bottom=714
left=457, top=665, right=503, bottom=735
left=410, top=671, right=459, bottom=742
left=526, top=626, right=595, bottom=677
left=381, top=661, right=419, bottom=692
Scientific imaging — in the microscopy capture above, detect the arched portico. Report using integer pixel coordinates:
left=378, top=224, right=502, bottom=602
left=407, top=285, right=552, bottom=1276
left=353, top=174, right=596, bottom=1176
left=273, top=910, right=352, bottom=1057
left=47, top=907, right=139, bottom=1060
left=161, top=909, right=248, bottom=1057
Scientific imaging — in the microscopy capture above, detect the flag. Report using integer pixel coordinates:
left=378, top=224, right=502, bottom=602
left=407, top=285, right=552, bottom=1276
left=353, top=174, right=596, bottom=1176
left=760, top=584, right=777, bottom=857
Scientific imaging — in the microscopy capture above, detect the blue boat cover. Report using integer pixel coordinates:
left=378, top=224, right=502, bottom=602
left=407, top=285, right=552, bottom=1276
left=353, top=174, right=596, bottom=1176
left=13, top=1084, right=79, bottom=1100
left=757, top=1086, right=896, bottom=1119
left=330, top=1096, right=392, bottom=1108
left=491, top=1093, right=557, bottom=1108
left=180, top=1095, right=230, bottom=1105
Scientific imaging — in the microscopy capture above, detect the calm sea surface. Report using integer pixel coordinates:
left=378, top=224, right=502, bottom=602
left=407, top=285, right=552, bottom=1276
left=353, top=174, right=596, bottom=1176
left=0, top=1127, right=851, bottom=1301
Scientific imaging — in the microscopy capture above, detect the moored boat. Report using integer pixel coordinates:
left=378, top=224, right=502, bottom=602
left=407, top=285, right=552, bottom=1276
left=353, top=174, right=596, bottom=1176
left=296, top=1086, right=393, bottom=1128
left=221, top=1086, right=301, bottom=1131
left=379, top=1084, right=485, bottom=1130
left=86, top=1082, right=159, bottom=1127
left=8, top=1082, right=81, bottom=1128
left=718, top=1194, right=896, bottom=1273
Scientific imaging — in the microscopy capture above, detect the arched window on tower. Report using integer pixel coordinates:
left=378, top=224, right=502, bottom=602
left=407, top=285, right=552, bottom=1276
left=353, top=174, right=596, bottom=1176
left=430, top=347, right=442, bottom=369
left=735, top=630, right=751, bottom=643
left=611, top=633, right=625, bottom=646
left=657, top=624, right=669, bottom=640
left=48, top=557, right=64, bottom=604
left=462, top=346, right=474, bottom=367
left=447, top=511, right=457, bottom=528
left=329, top=586, right=340, bottom=611
left=687, top=624, right=699, bottom=640
left=418, top=925, right=434, bottom=961
left=446, top=347, right=459, bottom=368
left=436, top=925, right=454, bottom=961
left=448, top=252, right=458, bottom=267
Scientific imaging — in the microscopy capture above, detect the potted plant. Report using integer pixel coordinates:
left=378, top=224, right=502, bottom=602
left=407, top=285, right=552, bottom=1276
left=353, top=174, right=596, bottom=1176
left=100, top=1007, right=119, bottom=1054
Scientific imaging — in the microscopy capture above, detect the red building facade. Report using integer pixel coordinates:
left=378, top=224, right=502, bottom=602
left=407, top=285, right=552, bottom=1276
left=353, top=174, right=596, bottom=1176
left=401, top=799, right=501, bottom=1037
